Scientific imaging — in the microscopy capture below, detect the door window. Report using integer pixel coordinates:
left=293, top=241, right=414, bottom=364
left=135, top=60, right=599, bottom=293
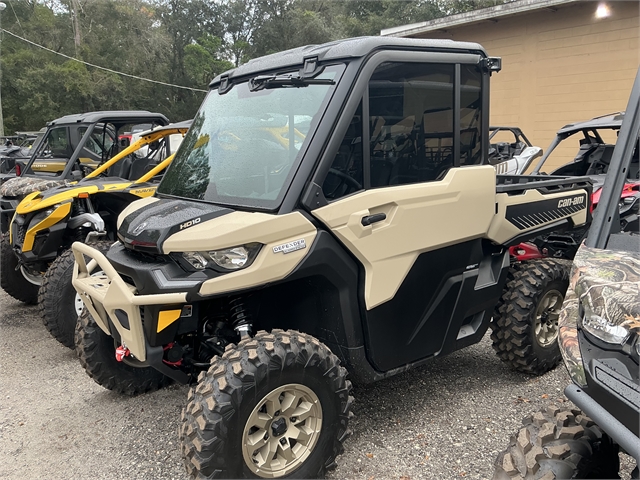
left=369, top=62, right=455, bottom=187
left=460, top=64, right=483, bottom=166
left=322, top=102, right=364, bottom=200
left=321, top=61, right=485, bottom=201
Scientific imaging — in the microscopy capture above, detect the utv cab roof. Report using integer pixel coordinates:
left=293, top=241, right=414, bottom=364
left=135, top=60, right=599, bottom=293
left=142, top=119, right=192, bottom=134
left=47, top=111, right=170, bottom=127
left=557, top=112, right=625, bottom=136
left=211, top=36, right=488, bottom=86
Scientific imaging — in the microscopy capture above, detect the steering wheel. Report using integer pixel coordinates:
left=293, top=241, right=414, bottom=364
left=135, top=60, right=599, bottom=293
left=327, top=168, right=362, bottom=190
left=323, top=168, right=363, bottom=200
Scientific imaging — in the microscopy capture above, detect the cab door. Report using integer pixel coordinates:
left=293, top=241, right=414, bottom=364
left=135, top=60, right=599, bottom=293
left=310, top=60, right=498, bottom=371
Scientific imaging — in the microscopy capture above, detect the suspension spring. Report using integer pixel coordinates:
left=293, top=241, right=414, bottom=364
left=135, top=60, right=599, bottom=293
left=229, top=296, right=252, bottom=338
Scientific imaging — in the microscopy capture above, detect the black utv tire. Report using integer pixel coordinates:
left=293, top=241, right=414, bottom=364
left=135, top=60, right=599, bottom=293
left=180, top=329, right=353, bottom=479
left=493, top=406, right=620, bottom=479
left=0, top=236, right=39, bottom=304
left=491, top=258, right=570, bottom=375
left=39, top=241, right=112, bottom=348
left=75, top=309, right=171, bottom=395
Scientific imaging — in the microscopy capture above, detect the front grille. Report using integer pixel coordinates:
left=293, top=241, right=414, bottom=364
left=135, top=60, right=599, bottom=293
left=11, top=214, right=27, bottom=246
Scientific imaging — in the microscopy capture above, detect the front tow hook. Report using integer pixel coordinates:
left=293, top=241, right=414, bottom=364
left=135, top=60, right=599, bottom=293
left=115, top=345, right=131, bottom=362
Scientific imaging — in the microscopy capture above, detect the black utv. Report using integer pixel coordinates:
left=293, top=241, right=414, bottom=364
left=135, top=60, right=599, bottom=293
left=71, top=37, right=593, bottom=478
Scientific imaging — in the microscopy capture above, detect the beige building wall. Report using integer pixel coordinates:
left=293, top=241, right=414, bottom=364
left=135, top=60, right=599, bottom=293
left=410, top=1, right=639, bottom=170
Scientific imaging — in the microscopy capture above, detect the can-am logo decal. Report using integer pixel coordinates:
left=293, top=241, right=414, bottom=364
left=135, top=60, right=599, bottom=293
left=131, top=222, right=148, bottom=236
left=557, top=196, right=585, bottom=208
left=180, top=217, right=201, bottom=230
left=273, top=239, right=306, bottom=254
left=505, top=193, right=588, bottom=230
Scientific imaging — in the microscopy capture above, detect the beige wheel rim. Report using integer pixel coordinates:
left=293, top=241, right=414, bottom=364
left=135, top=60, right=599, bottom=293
left=242, top=383, right=322, bottom=478
left=534, top=289, right=563, bottom=347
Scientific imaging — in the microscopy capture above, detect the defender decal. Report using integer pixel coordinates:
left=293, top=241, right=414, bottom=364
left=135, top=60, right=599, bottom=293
left=273, top=239, right=306, bottom=254
left=506, top=193, right=588, bottom=230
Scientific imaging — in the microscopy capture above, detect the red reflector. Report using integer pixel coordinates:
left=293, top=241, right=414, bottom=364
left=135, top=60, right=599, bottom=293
left=15, top=164, right=21, bottom=176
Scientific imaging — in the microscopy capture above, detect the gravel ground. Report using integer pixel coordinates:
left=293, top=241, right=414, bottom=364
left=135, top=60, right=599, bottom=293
left=0, top=290, right=633, bottom=479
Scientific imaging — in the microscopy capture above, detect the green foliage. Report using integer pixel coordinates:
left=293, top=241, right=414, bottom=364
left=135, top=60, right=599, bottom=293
left=0, top=0, right=514, bottom=132
left=184, top=35, right=234, bottom=86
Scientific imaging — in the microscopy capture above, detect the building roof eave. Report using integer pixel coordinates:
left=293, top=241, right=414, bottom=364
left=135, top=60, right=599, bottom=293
left=381, top=0, right=581, bottom=37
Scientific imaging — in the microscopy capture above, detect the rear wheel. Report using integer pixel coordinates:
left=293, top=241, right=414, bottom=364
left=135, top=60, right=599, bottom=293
left=493, top=406, right=620, bottom=479
left=179, top=329, right=353, bottom=479
left=75, top=309, right=171, bottom=395
left=39, top=241, right=112, bottom=348
left=491, top=258, right=570, bottom=375
left=0, top=236, right=39, bottom=304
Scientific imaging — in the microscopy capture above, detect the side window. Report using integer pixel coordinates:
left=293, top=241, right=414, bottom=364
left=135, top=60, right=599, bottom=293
left=322, top=102, right=364, bottom=200
left=370, top=62, right=454, bottom=187
left=460, top=65, right=483, bottom=166
left=79, top=124, right=116, bottom=158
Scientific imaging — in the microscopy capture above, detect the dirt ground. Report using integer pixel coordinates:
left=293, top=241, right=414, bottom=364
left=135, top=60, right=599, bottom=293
left=0, top=291, right=633, bottom=479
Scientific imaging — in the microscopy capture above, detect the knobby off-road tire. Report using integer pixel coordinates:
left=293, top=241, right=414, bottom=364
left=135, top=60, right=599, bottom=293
left=75, top=309, right=171, bottom=395
left=491, top=258, right=570, bottom=375
left=39, top=241, right=112, bottom=348
left=0, top=236, right=39, bottom=304
left=493, top=406, right=620, bottom=479
left=180, top=329, right=353, bottom=479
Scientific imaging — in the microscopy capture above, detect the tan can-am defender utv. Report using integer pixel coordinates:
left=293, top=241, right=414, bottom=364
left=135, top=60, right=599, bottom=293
left=71, top=37, right=592, bottom=479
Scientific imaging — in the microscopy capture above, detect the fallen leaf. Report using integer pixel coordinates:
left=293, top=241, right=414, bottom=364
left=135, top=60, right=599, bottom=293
left=541, top=394, right=549, bottom=399
left=400, top=476, right=411, bottom=480
left=366, top=453, right=374, bottom=459
left=424, top=455, right=430, bottom=461
left=367, top=477, right=374, bottom=480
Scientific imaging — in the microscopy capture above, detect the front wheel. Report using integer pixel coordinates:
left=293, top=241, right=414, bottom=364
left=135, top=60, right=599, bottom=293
left=179, top=329, right=353, bottom=479
left=39, top=241, right=112, bottom=348
left=493, top=406, right=620, bottom=479
left=75, top=309, right=171, bottom=395
left=491, top=258, right=570, bottom=375
left=0, top=236, right=39, bottom=304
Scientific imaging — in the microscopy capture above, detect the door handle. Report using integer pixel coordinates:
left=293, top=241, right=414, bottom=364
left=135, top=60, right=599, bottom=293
left=361, top=213, right=386, bottom=226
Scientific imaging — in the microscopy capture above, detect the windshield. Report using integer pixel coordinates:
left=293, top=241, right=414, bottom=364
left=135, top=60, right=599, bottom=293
left=40, top=127, right=71, bottom=159
left=158, top=65, right=344, bottom=209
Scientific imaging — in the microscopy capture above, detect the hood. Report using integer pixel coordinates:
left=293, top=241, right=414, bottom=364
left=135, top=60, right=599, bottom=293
left=0, top=176, right=68, bottom=198
left=118, top=198, right=233, bottom=253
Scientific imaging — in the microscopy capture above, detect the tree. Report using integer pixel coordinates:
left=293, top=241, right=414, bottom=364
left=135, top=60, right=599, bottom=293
left=184, top=35, right=234, bottom=87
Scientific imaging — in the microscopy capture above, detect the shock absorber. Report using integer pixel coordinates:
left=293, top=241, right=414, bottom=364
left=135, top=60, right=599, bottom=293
left=229, top=296, right=252, bottom=339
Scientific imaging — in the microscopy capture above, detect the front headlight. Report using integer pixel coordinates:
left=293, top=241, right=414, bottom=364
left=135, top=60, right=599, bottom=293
left=581, top=304, right=631, bottom=344
left=28, top=208, right=55, bottom=229
left=182, top=243, right=262, bottom=271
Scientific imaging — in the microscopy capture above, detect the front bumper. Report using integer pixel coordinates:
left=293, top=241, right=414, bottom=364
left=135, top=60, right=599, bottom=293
left=71, top=242, right=188, bottom=363
left=565, top=383, right=640, bottom=461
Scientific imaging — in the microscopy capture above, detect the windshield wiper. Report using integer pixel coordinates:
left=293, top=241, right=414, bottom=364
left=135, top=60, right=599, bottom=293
left=249, top=74, right=335, bottom=92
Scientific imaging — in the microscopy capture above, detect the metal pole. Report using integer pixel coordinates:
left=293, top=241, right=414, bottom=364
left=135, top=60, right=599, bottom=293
left=0, top=2, right=6, bottom=138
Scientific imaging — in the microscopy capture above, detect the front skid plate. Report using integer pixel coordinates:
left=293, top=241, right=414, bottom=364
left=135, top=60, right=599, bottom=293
left=71, top=242, right=187, bottom=362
